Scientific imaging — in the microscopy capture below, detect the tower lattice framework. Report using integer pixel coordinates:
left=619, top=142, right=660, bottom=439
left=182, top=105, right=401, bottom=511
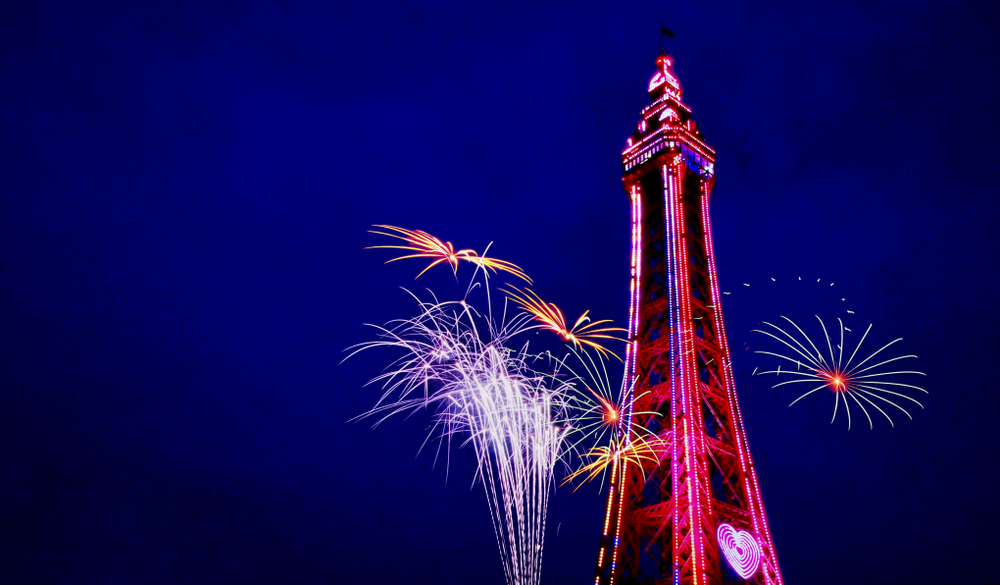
left=593, top=55, right=783, bottom=585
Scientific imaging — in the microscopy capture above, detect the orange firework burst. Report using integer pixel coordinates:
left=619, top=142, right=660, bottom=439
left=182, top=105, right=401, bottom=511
left=555, top=346, right=658, bottom=490
left=501, top=286, right=625, bottom=361
left=367, top=225, right=532, bottom=283
left=562, top=434, right=664, bottom=489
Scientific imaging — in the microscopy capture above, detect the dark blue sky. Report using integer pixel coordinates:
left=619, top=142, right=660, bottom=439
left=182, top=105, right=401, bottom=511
left=2, top=1, right=998, bottom=583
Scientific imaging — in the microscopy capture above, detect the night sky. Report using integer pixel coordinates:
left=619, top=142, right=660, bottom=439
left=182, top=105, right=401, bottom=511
left=3, top=1, right=999, bottom=583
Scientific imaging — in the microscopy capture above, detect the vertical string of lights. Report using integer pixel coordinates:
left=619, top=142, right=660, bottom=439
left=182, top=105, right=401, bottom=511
left=684, top=160, right=704, bottom=585
left=699, top=185, right=783, bottom=585
left=598, top=182, right=644, bottom=585
left=622, top=182, right=643, bottom=444
left=595, top=456, right=617, bottom=585
left=663, top=162, right=682, bottom=585
left=665, top=158, right=705, bottom=585
left=687, top=170, right=711, bottom=583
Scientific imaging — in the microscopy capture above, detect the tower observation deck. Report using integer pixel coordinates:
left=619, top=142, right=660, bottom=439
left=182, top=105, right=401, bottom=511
left=593, top=54, right=784, bottom=585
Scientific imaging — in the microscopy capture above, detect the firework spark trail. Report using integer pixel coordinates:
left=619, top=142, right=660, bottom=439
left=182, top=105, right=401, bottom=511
left=367, top=225, right=532, bottom=283
left=752, top=316, right=926, bottom=429
left=551, top=346, right=660, bottom=489
left=353, top=229, right=641, bottom=580
left=501, top=285, right=626, bottom=361
left=347, top=291, right=570, bottom=585
left=561, top=432, right=665, bottom=488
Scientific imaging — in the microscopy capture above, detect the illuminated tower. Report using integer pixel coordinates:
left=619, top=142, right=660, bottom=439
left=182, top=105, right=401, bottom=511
left=593, top=55, right=783, bottom=585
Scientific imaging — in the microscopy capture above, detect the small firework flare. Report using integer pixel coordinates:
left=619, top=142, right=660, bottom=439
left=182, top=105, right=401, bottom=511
left=501, top=285, right=626, bottom=361
left=367, top=224, right=532, bottom=282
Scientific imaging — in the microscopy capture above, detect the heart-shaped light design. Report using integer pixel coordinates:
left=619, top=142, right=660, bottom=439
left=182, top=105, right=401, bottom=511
left=717, top=523, right=762, bottom=580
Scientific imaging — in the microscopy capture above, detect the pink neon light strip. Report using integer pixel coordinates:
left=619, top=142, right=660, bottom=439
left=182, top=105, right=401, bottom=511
left=662, top=163, right=681, bottom=580
left=700, top=187, right=783, bottom=585
left=602, top=183, right=643, bottom=585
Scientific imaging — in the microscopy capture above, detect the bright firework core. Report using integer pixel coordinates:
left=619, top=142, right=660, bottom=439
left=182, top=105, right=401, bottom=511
left=822, top=370, right=847, bottom=392
left=591, top=390, right=619, bottom=426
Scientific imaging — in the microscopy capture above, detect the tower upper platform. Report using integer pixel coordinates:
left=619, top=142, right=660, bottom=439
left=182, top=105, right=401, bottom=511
left=622, top=54, right=715, bottom=178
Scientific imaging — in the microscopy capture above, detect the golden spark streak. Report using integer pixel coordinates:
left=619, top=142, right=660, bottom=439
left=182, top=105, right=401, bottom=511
left=501, top=285, right=626, bottom=361
left=367, top=225, right=532, bottom=283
